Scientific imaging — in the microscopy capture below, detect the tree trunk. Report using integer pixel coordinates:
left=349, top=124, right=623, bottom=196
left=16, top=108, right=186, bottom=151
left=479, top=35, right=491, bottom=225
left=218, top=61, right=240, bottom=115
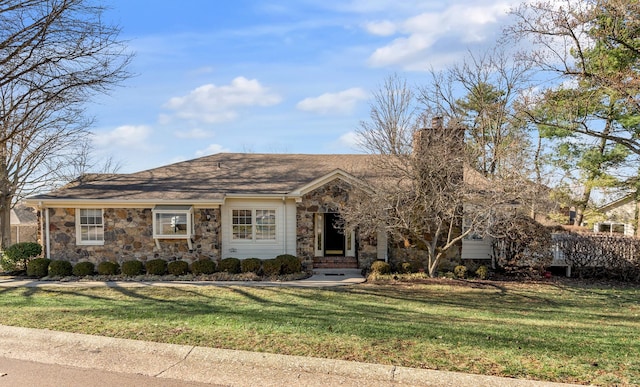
left=0, top=194, right=11, bottom=249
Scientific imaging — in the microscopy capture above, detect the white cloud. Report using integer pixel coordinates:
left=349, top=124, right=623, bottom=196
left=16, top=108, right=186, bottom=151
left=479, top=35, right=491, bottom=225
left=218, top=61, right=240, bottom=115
left=195, top=143, right=231, bottom=157
left=365, top=20, right=397, bottom=36
left=367, top=2, right=514, bottom=70
left=337, top=131, right=361, bottom=149
left=163, top=77, right=282, bottom=124
left=174, top=128, right=214, bottom=139
left=296, top=88, right=368, bottom=115
left=91, top=125, right=152, bottom=148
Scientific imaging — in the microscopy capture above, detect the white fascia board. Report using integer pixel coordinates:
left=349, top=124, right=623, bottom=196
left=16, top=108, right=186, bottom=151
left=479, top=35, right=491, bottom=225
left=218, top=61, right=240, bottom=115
left=23, top=198, right=223, bottom=209
left=290, top=169, right=373, bottom=196
left=222, top=194, right=298, bottom=203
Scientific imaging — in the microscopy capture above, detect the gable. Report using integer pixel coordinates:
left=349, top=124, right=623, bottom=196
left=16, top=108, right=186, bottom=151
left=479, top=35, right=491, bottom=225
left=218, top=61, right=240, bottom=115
left=290, top=169, right=373, bottom=197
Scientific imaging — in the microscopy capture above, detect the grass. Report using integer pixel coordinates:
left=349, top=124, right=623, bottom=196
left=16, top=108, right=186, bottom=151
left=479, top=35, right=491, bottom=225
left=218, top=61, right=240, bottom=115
left=0, top=278, right=638, bottom=386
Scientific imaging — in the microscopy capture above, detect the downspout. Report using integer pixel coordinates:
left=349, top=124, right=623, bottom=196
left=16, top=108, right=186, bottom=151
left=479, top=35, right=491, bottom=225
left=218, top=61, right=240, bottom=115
left=282, top=197, right=287, bottom=255
left=45, top=207, right=50, bottom=259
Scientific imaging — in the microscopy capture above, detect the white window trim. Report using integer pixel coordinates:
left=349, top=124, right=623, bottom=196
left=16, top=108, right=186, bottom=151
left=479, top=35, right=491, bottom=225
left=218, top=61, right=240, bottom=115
left=76, top=208, right=105, bottom=246
left=230, top=208, right=278, bottom=244
left=152, top=206, right=194, bottom=249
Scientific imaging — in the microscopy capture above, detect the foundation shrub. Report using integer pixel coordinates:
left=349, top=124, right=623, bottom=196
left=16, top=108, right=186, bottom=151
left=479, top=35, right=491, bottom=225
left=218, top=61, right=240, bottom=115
left=370, top=261, right=391, bottom=275
left=454, top=265, right=468, bottom=279
left=399, top=262, right=414, bottom=274
left=475, top=265, right=488, bottom=280
left=262, top=258, right=281, bottom=276
left=72, top=261, right=95, bottom=276
left=121, top=260, right=144, bottom=276
left=275, top=254, right=301, bottom=274
left=97, top=261, right=119, bottom=275
left=145, top=259, right=167, bottom=275
left=26, top=258, right=51, bottom=278
left=218, top=257, right=241, bottom=274
left=167, top=260, right=189, bottom=276
left=241, top=258, right=262, bottom=274
left=191, top=259, right=216, bottom=275
left=48, top=260, right=73, bottom=277
left=3, top=242, right=42, bottom=270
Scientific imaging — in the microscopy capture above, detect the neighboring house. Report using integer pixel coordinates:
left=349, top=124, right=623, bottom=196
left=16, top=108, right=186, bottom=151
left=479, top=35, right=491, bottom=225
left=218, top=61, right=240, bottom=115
left=26, top=153, right=390, bottom=269
left=10, top=204, right=38, bottom=244
left=593, top=195, right=638, bottom=237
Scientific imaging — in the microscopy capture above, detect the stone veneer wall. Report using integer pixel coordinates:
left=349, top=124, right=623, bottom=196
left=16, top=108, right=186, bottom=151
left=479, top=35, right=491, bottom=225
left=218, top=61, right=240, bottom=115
left=46, top=207, right=221, bottom=265
left=296, top=179, right=377, bottom=269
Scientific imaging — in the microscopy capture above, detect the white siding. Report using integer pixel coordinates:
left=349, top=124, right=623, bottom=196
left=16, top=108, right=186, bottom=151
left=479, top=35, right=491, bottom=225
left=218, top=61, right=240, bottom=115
left=461, top=238, right=492, bottom=260
left=221, top=198, right=296, bottom=259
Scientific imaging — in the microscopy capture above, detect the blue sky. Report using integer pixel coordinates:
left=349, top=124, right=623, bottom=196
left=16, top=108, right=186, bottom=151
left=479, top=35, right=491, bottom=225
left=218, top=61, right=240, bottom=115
left=90, top=0, right=523, bottom=173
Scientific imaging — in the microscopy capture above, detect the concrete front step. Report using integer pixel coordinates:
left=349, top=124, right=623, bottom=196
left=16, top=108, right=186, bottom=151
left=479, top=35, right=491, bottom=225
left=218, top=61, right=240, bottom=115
left=313, top=256, right=358, bottom=269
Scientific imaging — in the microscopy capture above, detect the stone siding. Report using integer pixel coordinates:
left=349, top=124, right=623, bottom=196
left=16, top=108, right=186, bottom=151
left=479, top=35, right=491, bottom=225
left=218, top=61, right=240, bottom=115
left=46, top=207, right=220, bottom=265
left=296, top=179, right=377, bottom=269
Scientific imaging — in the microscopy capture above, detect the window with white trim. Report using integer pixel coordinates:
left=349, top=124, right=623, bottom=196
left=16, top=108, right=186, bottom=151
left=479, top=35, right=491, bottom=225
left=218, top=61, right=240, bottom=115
left=232, top=209, right=276, bottom=241
left=152, top=206, right=193, bottom=238
left=77, top=208, right=104, bottom=245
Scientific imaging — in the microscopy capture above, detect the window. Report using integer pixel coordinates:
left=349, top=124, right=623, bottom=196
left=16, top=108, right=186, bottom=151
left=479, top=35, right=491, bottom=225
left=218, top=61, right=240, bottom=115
left=232, top=209, right=253, bottom=240
left=232, top=209, right=276, bottom=241
left=596, top=222, right=626, bottom=235
left=77, top=209, right=104, bottom=245
left=256, top=209, right=276, bottom=240
left=462, top=216, right=483, bottom=240
left=153, top=206, right=193, bottom=238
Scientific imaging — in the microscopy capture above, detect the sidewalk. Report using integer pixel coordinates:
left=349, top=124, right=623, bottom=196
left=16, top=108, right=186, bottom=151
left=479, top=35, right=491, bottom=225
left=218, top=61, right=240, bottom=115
left=0, top=325, right=583, bottom=387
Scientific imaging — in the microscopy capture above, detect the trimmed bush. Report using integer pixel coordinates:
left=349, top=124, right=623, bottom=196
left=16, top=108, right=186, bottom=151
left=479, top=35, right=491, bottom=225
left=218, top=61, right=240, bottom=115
left=275, top=254, right=301, bottom=274
left=145, top=259, right=167, bottom=275
left=191, top=259, right=216, bottom=275
left=218, top=257, right=241, bottom=274
left=399, top=262, right=414, bottom=274
left=262, top=258, right=281, bottom=276
left=454, top=265, right=468, bottom=279
left=370, top=260, right=390, bottom=275
left=73, top=261, right=95, bottom=276
left=121, top=260, right=144, bottom=276
left=27, top=258, right=51, bottom=278
left=241, top=258, right=262, bottom=274
left=97, top=261, right=119, bottom=275
left=48, top=260, right=73, bottom=277
left=475, top=265, right=488, bottom=280
left=3, top=242, right=42, bottom=270
left=167, top=260, right=189, bottom=276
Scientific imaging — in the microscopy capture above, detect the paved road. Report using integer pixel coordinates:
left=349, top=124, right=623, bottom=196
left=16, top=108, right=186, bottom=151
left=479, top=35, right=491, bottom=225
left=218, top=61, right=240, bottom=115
left=0, top=357, right=218, bottom=387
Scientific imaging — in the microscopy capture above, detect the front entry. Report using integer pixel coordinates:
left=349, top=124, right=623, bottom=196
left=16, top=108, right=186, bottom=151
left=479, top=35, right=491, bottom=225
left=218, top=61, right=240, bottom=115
left=324, top=213, right=345, bottom=256
left=314, top=213, right=356, bottom=257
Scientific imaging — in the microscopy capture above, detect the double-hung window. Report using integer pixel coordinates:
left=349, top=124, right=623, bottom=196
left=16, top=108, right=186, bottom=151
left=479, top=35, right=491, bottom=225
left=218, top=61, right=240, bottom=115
left=77, top=209, right=104, bottom=245
left=232, top=209, right=276, bottom=241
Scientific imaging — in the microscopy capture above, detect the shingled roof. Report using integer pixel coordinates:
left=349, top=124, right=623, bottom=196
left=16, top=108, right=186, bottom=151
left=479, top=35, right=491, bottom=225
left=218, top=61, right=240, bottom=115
left=31, top=153, right=377, bottom=202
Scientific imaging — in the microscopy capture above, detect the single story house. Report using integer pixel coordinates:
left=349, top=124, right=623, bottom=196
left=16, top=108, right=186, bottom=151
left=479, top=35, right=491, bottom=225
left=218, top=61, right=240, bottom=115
left=26, top=152, right=495, bottom=269
left=26, top=153, right=390, bottom=269
left=593, top=195, right=639, bottom=237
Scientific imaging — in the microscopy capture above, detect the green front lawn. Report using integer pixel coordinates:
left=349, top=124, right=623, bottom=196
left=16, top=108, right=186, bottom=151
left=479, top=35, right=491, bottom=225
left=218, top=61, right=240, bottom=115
left=0, top=279, right=638, bottom=386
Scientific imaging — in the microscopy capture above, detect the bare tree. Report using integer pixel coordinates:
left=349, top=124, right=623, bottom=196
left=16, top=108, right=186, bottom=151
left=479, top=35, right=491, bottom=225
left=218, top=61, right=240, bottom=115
left=0, top=0, right=132, bottom=248
left=420, top=49, right=534, bottom=179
